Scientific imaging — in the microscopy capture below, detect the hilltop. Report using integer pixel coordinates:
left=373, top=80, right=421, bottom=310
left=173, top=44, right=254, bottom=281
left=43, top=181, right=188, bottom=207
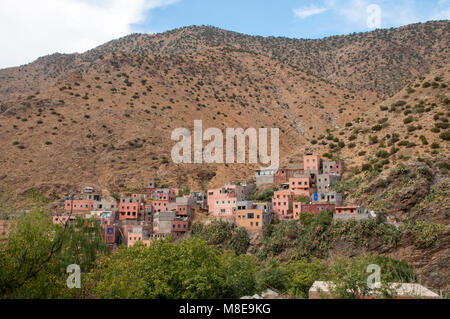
left=1, top=21, right=448, bottom=102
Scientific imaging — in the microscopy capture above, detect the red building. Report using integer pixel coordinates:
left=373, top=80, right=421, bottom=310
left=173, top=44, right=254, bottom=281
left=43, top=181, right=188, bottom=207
left=119, top=199, right=142, bottom=220
left=293, top=203, right=335, bottom=220
left=64, top=199, right=95, bottom=212
left=171, top=220, right=190, bottom=237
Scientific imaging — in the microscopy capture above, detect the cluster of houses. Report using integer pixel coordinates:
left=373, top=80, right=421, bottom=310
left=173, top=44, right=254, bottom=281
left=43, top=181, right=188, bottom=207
left=1, top=152, right=443, bottom=299
left=54, top=183, right=206, bottom=250
left=1, top=153, right=376, bottom=249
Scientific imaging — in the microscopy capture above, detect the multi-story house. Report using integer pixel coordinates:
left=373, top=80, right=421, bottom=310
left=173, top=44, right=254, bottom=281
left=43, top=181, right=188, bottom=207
left=127, top=225, right=152, bottom=248
left=207, top=187, right=238, bottom=218
left=235, top=201, right=273, bottom=231
left=289, top=177, right=314, bottom=197
left=176, top=196, right=196, bottom=217
left=119, top=197, right=144, bottom=220
left=317, top=174, right=340, bottom=195
left=272, top=189, right=294, bottom=220
left=151, top=188, right=176, bottom=213
left=303, top=154, right=321, bottom=173
left=64, top=186, right=102, bottom=213
left=274, top=163, right=304, bottom=185
left=322, top=160, right=344, bottom=176
left=153, top=211, right=177, bottom=234
left=235, top=209, right=273, bottom=231
left=171, top=219, right=190, bottom=237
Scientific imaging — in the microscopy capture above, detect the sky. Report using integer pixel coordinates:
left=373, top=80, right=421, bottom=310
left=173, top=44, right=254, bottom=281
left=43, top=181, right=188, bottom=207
left=0, top=0, right=449, bottom=69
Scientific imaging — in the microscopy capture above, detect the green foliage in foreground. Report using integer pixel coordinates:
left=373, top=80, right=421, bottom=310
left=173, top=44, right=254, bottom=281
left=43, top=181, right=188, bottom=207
left=191, top=220, right=250, bottom=255
left=85, top=238, right=258, bottom=299
left=0, top=209, right=109, bottom=298
left=329, top=254, right=416, bottom=299
left=0, top=209, right=422, bottom=299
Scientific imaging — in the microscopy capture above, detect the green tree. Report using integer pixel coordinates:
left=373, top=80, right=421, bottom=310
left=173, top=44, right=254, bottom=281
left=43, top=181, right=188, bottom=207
left=0, top=209, right=109, bottom=298
left=84, top=238, right=259, bottom=299
left=230, top=227, right=250, bottom=255
left=329, top=254, right=416, bottom=299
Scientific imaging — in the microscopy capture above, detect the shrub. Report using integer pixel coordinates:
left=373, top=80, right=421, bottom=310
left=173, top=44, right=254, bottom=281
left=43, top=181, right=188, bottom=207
left=439, top=129, right=450, bottom=141
left=376, top=150, right=390, bottom=159
left=403, top=117, right=414, bottom=124
left=437, top=162, right=450, bottom=170
left=230, top=228, right=250, bottom=255
left=372, top=124, right=383, bottom=132
left=431, top=142, right=440, bottom=149
left=419, top=136, right=428, bottom=145
left=369, top=136, right=379, bottom=145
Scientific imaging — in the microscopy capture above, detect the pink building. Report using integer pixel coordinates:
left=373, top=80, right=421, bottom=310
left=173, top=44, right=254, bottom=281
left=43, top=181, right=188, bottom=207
left=119, top=199, right=142, bottom=220
left=127, top=230, right=143, bottom=247
left=152, top=200, right=170, bottom=213
left=289, top=177, right=314, bottom=197
left=153, top=189, right=176, bottom=201
left=304, top=154, right=320, bottom=172
left=272, top=190, right=294, bottom=220
left=207, top=187, right=238, bottom=218
left=64, top=199, right=95, bottom=212
left=151, top=189, right=176, bottom=213
left=171, top=220, right=190, bottom=237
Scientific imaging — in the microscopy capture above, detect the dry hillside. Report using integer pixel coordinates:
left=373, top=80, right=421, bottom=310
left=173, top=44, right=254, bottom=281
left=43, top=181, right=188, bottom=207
left=0, top=21, right=448, bottom=203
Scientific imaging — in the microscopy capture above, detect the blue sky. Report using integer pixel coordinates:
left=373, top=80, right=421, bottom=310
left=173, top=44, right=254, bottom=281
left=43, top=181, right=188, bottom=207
left=136, top=0, right=450, bottom=39
left=0, top=0, right=449, bottom=68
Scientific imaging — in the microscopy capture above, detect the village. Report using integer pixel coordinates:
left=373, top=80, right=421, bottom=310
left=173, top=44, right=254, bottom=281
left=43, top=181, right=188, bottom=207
left=46, top=153, right=378, bottom=250
left=45, top=153, right=442, bottom=299
left=0, top=155, right=443, bottom=299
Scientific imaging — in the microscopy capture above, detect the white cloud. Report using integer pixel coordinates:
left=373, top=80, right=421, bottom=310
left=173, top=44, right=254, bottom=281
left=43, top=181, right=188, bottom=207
left=0, top=0, right=178, bottom=69
left=336, top=0, right=370, bottom=26
left=293, top=5, right=328, bottom=19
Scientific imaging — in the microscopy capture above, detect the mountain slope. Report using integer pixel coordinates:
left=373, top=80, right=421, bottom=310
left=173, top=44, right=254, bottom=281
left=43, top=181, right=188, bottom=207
left=1, top=21, right=449, bottom=104
left=0, top=47, right=376, bottom=201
